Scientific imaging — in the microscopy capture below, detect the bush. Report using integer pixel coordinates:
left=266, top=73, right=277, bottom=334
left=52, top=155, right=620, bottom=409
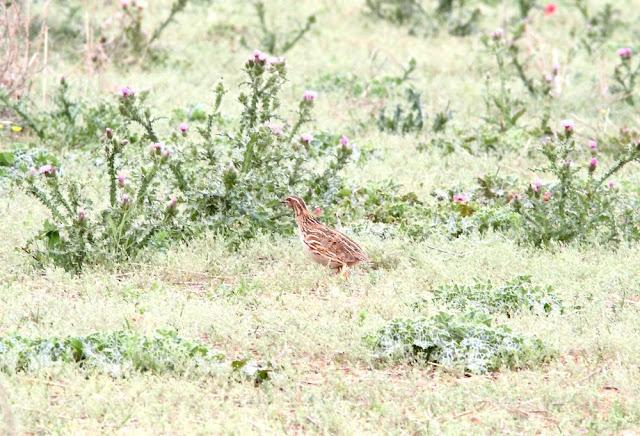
left=377, top=87, right=424, bottom=134
left=368, top=311, right=554, bottom=374
left=365, top=0, right=481, bottom=37
left=312, top=58, right=416, bottom=99
left=513, top=124, right=640, bottom=246
left=168, top=51, right=354, bottom=246
left=0, top=78, right=124, bottom=148
left=19, top=124, right=184, bottom=273
left=430, top=275, right=563, bottom=316
left=0, top=329, right=272, bottom=382
left=240, top=1, right=316, bottom=55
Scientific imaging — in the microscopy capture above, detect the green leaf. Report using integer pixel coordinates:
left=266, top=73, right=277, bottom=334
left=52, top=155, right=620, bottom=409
left=0, top=151, right=15, bottom=166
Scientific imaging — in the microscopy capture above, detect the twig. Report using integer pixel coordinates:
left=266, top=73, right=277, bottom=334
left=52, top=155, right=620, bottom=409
left=424, top=244, right=466, bottom=257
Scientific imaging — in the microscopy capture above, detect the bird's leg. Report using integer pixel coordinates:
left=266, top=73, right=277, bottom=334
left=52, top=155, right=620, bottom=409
left=336, top=263, right=350, bottom=279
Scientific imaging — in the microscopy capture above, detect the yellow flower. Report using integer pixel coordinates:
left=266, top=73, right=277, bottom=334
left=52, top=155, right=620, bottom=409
left=11, top=125, right=22, bottom=132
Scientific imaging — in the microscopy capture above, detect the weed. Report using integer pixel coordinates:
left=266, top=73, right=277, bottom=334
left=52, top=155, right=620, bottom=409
left=430, top=275, right=563, bottom=316
left=368, top=311, right=554, bottom=374
left=240, top=1, right=316, bottom=55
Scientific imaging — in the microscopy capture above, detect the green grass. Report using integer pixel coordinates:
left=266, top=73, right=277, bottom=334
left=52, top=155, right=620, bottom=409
left=2, top=0, right=640, bottom=433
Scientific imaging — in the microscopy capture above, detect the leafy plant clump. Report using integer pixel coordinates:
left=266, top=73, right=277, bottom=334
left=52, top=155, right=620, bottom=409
left=0, top=329, right=273, bottom=382
left=312, top=57, right=416, bottom=99
left=168, top=51, right=354, bottom=246
left=240, top=1, right=316, bottom=55
left=365, top=0, right=481, bottom=37
left=377, top=87, right=424, bottom=134
left=0, top=78, right=124, bottom=148
left=513, top=124, right=640, bottom=246
left=19, top=117, right=184, bottom=273
left=369, top=311, right=553, bottom=374
left=430, top=275, right=563, bottom=316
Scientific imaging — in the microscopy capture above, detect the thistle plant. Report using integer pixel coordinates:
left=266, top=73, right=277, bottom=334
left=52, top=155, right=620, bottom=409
left=574, top=1, right=620, bottom=55
left=0, top=78, right=123, bottom=148
left=481, top=26, right=557, bottom=133
left=513, top=120, right=640, bottom=246
left=169, top=51, right=355, bottom=246
left=611, top=47, right=639, bottom=106
left=20, top=121, right=183, bottom=273
left=102, top=0, right=191, bottom=64
left=377, top=87, right=424, bottom=134
left=241, top=2, right=316, bottom=55
left=368, top=311, right=553, bottom=375
left=481, top=29, right=527, bottom=132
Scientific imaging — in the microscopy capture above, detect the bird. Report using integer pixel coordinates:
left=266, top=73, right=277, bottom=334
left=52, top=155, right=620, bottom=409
left=282, top=195, right=368, bottom=274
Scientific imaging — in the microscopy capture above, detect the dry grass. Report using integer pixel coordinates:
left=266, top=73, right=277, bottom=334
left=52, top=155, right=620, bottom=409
left=0, top=1, right=49, bottom=101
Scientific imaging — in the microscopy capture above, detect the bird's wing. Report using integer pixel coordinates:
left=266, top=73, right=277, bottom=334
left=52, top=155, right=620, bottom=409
left=304, top=225, right=368, bottom=265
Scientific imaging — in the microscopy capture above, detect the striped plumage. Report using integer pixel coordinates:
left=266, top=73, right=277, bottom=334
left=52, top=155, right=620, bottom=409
left=283, top=195, right=368, bottom=273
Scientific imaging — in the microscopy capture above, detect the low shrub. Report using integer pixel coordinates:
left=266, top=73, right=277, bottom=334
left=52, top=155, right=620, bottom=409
left=377, top=87, right=424, bottom=134
left=0, top=78, right=124, bottom=148
left=312, top=58, right=416, bottom=99
left=368, top=311, right=554, bottom=374
left=0, top=329, right=272, bottom=382
left=167, top=51, right=354, bottom=246
left=513, top=123, right=640, bottom=246
left=365, top=0, right=481, bottom=38
left=430, top=275, right=563, bottom=316
left=240, top=1, right=316, bottom=55
left=19, top=125, right=184, bottom=273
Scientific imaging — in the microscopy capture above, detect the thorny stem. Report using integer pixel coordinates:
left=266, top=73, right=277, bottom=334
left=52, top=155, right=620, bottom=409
left=594, top=151, right=640, bottom=188
left=0, top=91, right=46, bottom=140
left=27, top=183, right=67, bottom=223
left=148, top=0, right=188, bottom=47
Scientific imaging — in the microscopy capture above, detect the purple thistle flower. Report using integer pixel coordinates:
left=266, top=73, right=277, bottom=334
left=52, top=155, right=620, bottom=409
left=531, top=177, right=542, bottom=193
left=302, top=90, right=318, bottom=102
left=608, top=180, right=616, bottom=189
left=116, top=170, right=128, bottom=188
left=149, top=142, right=164, bottom=155
left=39, top=164, right=57, bottom=177
left=166, top=196, right=178, bottom=210
left=267, top=56, right=285, bottom=66
left=161, top=147, right=172, bottom=161
left=452, top=193, right=467, bottom=204
left=119, top=86, right=134, bottom=98
left=178, top=122, right=189, bottom=135
left=121, top=194, right=131, bottom=208
left=617, top=47, right=633, bottom=60
left=300, top=133, right=313, bottom=144
left=561, top=119, right=574, bottom=134
left=588, top=139, right=597, bottom=150
left=77, top=208, right=87, bottom=222
left=490, top=28, right=504, bottom=40
left=265, top=121, right=283, bottom=136
left=589, top=157, right=598, bottom=171
left=249, top=49, right=268, bottom=64
left=339, top=135, right=350, bottom=146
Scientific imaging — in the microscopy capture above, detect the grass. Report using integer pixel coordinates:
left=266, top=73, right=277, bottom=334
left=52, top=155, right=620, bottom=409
left=2, top=0, right=640, bottom=433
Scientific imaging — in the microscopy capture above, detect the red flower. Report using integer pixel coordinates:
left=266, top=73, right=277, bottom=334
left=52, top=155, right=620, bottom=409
left=544, top=3, right=557, bottom=16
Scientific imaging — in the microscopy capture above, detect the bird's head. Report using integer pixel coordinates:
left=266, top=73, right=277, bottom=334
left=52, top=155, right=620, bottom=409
left=282, top=195, right=309, bottom=216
